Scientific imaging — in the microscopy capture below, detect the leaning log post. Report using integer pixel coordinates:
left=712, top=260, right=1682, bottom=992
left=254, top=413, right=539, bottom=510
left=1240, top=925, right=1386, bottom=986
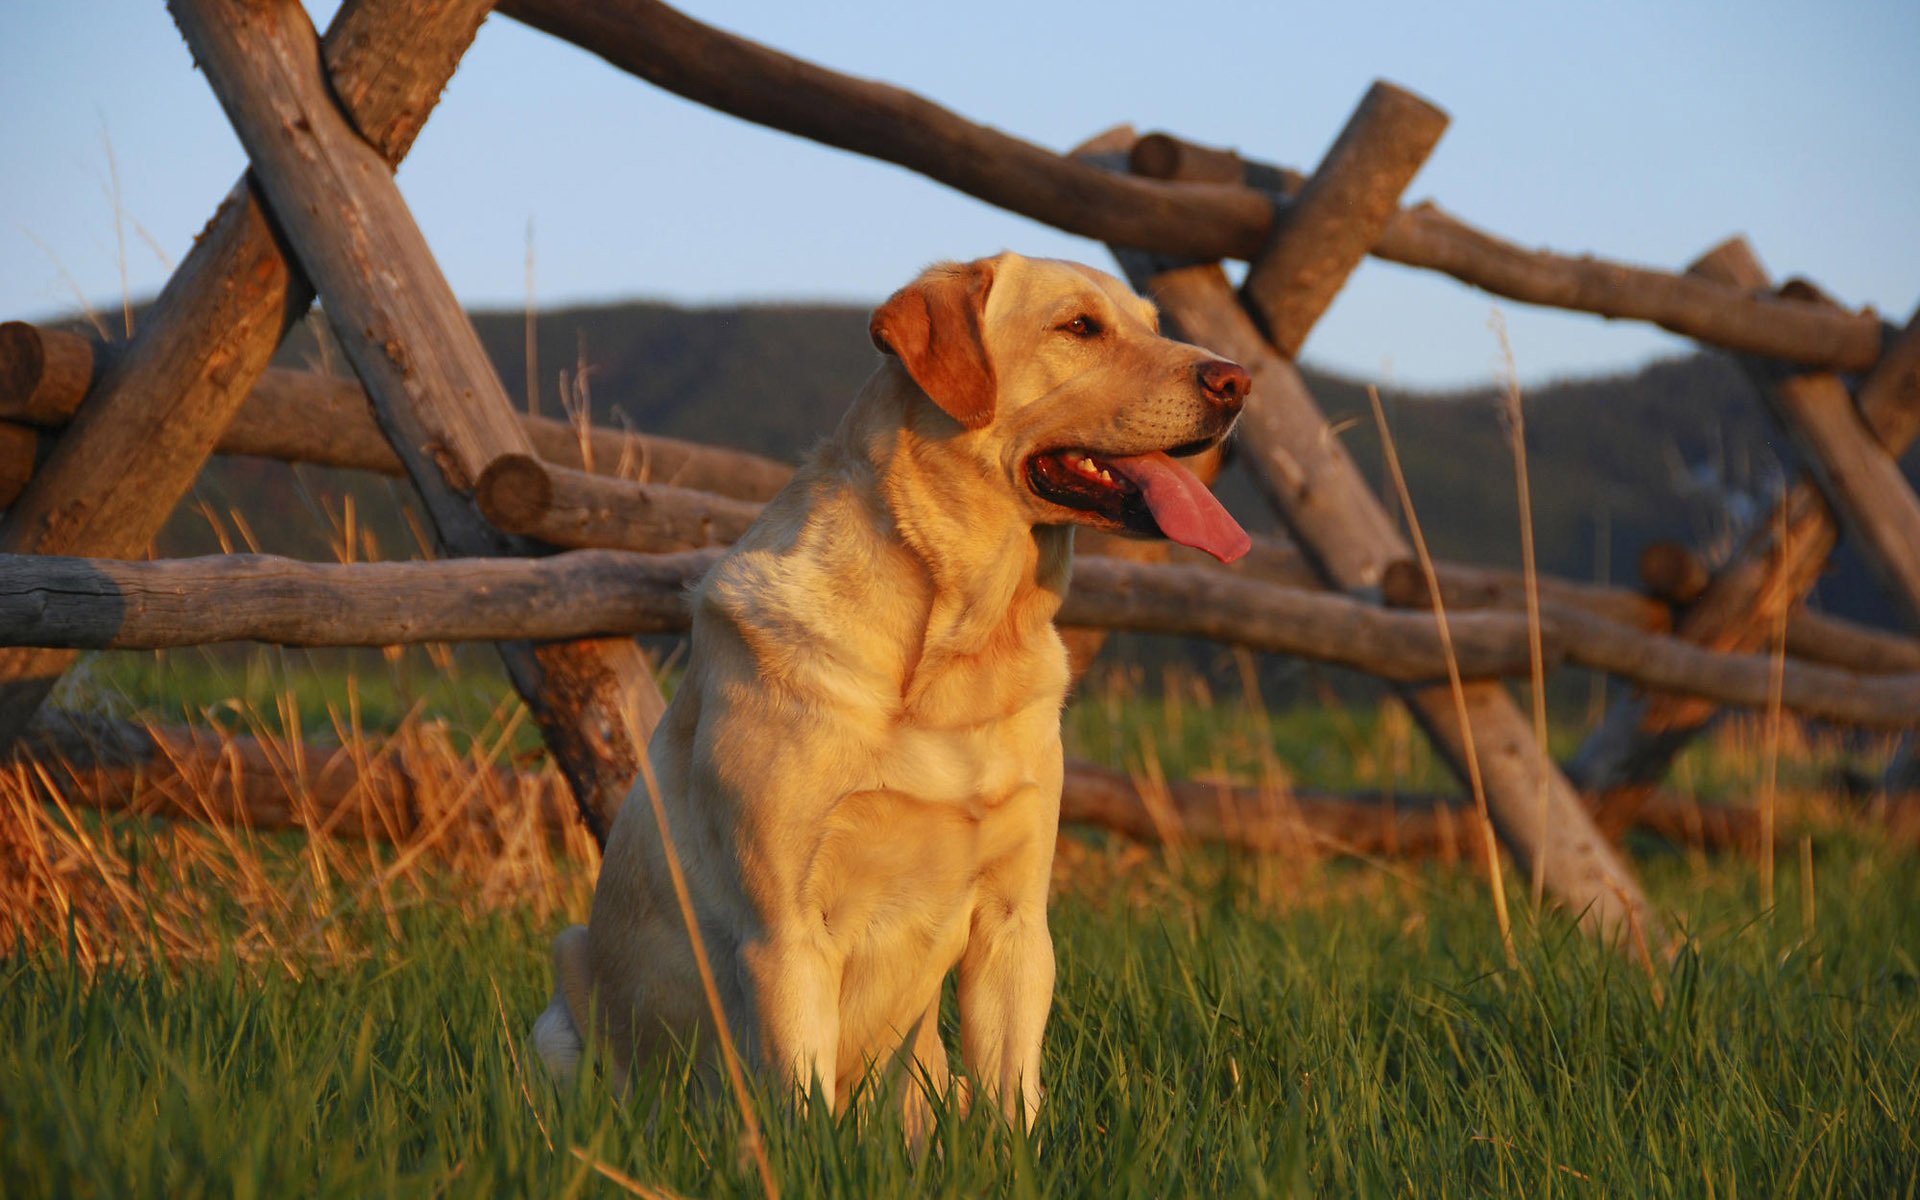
left=1185, top=202, right=1652, bottom=937
left=0, top=322, right=794, bottom=503
left=1238, top=82, right=1449, bottom=357
left=170, top=0, right=662, bottom=842
left=0, top=0, right=495, bottom=745
left=1569, top=238, right=1920, bottom=797
left=499, top=0, right=1883, bottom=371
left=1769, top=317, right=1920, bottom=629
left=1092, top=123, right=1657, bottom=938
left=1055, top=126, right=1240, bottom=678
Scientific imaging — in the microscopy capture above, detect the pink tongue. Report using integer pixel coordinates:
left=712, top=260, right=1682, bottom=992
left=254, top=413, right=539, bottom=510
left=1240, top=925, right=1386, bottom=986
left=1107, top=451, right=1251, bottom=564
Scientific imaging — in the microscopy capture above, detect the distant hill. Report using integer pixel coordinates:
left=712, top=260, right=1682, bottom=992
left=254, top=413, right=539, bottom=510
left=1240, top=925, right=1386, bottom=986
left=161, top=297, right=1914, bottom=630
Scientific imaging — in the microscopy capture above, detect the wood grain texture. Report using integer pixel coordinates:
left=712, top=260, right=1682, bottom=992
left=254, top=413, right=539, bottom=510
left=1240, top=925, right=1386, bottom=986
left=0, top=324, right=793, bottom=503
left=500, top=0, right=1884, bottom=371
left=172, top=0, right=660, bottom=842
left=25, top=709, right=1894, bottom=858
left=476, top=454, right=763, bottom=552
left=0, top=0, right=494, bottom=745
left=1129, top=255, right=1660, bottom=939
left=1240, top=82, right=1449, bottom=357
left=1571, top=240, right=1920, bottom=794
left=9, top=543, right=1914, bottom=721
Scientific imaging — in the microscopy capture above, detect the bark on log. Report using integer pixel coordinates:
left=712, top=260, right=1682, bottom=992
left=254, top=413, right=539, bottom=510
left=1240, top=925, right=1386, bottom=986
left=0, top=0, right=494, bottom=745
left=24, top=709, right=1845, bottom=859
left=18, top=709, right=577, bottom=844
left=0, top=549, right=711, bottom=648
left=1137, top=261, right=1659, bottom=939
left=0, top=321, right=98, bottom=426
left=1786, top=608, right=1920, bottom=676
left=4, top=550, right=1915, bottom=726
left=0, top=323, right=793, bottom=503
left=172, top=0, right=661, bottom=843
left=1382, top=557, right=1672, bottom=632
left=0, top=424, right=45, bottom=511
left=1638, top=541, right=1712, bottom=605
left=496, top=0, right=1884, bottom=372
left=1767, top=312, right=1920, bottom=629
left=1386, top=550, right=1920, bottom=677
left=476, top=454, right=763, bottom=553
left=1118, top=123, right=1658, bottom=939
left=1240, top=82, right=1449, bottom=357
left=1571, top=238, right=1920, bottom=796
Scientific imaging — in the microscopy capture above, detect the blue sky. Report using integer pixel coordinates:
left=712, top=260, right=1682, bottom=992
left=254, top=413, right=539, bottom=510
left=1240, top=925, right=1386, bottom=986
left=2, top=1, right=1915, bottom=388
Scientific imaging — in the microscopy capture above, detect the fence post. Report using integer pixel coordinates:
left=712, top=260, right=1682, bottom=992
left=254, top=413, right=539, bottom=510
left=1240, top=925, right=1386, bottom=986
left=169, top=0, right=663, bottom=842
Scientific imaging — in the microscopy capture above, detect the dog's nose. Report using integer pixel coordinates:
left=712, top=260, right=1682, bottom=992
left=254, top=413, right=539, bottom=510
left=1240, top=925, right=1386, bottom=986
left=1197, top=360, right=1251, bottom=413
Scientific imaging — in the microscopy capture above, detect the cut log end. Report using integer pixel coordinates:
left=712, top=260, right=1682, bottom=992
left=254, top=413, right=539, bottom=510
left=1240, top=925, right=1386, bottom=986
left=1357, top=78, right=1452, bottom=141
left=1639, top=542, right=1710, bottom=605
left=1379, top=559, right=1434, bottom=610
left=476, top=452, right=555, bottom=532
left=1685, top=236, right=1768, bottom=290
left=0, top=322, right=94, bottom=424
left=1129, top=133, right=1245, bottom=185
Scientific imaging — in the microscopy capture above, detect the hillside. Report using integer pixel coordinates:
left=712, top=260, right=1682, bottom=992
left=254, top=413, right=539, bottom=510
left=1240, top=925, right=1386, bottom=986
left=162, top=297, right=1912, bottom=629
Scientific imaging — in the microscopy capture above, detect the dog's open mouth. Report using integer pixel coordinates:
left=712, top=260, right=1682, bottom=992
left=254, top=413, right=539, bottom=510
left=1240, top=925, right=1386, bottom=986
left=1026, top=446, right=1251, bottom=563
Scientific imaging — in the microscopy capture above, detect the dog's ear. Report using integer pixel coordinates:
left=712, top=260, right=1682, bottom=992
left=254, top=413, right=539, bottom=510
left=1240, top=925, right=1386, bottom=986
left=869, top=260, right=997, bottom=430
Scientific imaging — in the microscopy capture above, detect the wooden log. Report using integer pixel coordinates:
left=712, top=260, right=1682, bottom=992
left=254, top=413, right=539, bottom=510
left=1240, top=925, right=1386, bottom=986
left=1240, top=82, right=1449, bottom=357
left=171, top=0, right=662, bottom=843
left=0, top=323, right=794, bottom=503
left=498, top=0, right=1885, bottom=372
left=1769, top=312, right=1920, bottom=629
left=24, top=708, right=1827, bottom=859
left=1698, top=239, right=1920, bottom=628
left=1638, top=541, right=1712, bottom=605
left=1382, top=557, right=1672, bottom=633
left=1138, top=262, right=1659, bottom=939
left=1539, top=599, right=1920, bottom=727
left=0, top=423, right=45, bottom=510
left=1128, top=132, right=1307, bottom=193
left=475, top=454, right=763, bottom=553
left=0, top=321, right=99, bottom=425
left=1128, top=134, right=1252, bottom=186
left=5, top=550, right=1915, bottom=727
left=0, top=549, right=712, bottom=648
left=18, top=709, right=579, bottom=844
left=1386, top=550, right=1920, bottom=677
left=35, top=706, right=1881, bottom=859
left=1571, top=238, right=1920, bottom=795
left=1786, top=607, right=1920, bottom=676
left=0, top=0, right=495, bottom=746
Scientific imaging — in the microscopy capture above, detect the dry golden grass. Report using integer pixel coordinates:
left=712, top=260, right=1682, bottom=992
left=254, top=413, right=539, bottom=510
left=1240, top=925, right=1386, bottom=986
left=0, top=705, right=599, bottom=976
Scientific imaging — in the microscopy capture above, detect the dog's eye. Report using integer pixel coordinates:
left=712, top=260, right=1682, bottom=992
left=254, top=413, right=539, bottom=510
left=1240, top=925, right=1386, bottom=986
left=1059, top=315, right=1102, bottom=338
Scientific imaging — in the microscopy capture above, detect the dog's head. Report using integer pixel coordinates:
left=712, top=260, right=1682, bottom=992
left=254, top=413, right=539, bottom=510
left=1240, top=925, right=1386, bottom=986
left=869, top=251, right=1251, bottom=563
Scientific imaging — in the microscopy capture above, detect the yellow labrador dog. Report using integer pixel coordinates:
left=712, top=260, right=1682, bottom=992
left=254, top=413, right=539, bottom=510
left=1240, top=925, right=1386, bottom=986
left=534, top=251, right=1250, bottom=1133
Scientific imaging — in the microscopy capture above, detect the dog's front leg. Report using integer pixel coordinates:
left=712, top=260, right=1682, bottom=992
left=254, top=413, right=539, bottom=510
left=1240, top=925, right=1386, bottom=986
left=957, top=903, right=1055, bottom=1131
left=742, top=935, right=841, bottom=1110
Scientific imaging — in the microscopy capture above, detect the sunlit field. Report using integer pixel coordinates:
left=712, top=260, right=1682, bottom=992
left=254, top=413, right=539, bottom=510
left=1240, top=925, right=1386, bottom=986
left=4, top=644, right=1916, bottom=1198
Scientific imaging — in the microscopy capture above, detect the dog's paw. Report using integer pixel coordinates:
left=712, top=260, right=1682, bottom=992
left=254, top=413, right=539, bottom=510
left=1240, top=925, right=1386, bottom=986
left=531, top=999, right=584, bottom=1083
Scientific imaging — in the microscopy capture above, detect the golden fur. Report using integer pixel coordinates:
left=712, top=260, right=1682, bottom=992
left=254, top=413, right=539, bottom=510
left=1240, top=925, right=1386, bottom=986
left=533, top=252, right=1247, bottom=1136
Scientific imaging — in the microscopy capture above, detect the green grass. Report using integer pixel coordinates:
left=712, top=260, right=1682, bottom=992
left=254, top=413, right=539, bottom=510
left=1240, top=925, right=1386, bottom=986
left=9, top=649, right=1916, bottom=1195
left=4, top=827, right=1918, bottom=1198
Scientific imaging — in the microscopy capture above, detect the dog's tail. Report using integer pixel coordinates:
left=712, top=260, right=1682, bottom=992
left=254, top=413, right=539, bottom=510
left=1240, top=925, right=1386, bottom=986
left=531, top=925, right=591, bottom=1083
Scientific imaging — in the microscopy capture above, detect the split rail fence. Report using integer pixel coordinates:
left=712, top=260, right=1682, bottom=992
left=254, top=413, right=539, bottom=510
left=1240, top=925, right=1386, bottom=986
left=5, top=0, right=1919, bottom=943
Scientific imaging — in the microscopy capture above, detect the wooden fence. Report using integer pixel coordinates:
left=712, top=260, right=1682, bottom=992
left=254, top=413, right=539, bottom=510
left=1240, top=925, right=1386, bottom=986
left=4, top=0, right=1917, bottom=943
